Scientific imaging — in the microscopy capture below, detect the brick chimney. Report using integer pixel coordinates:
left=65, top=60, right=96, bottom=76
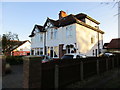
left=59, top=10, right=68, bottom=19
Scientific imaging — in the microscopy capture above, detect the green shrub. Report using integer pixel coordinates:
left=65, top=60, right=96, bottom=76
left=6, top=56, right=23, bottom=65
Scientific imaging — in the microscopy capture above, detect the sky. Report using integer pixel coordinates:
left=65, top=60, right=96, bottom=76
left=1, top=1, right=118, bottom=43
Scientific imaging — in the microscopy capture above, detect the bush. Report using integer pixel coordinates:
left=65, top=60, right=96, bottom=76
left=6, top=56, right=23, bottom=65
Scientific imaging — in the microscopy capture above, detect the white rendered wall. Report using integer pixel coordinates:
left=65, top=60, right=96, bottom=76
left=76, top=23, right=103, bottom=56
left=31, top=32, right=44, bottom=48
left=46, top=24, right=76, bottom=47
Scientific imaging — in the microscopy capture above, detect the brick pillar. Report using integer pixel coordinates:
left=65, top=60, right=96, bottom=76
left=23, top=56, right=42, bottom=88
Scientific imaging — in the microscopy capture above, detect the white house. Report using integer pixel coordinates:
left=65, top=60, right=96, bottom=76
left=29, top=11, right=104, bottom=58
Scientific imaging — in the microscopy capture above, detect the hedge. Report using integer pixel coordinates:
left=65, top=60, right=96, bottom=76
left=6, top=56, right=23, bottom=65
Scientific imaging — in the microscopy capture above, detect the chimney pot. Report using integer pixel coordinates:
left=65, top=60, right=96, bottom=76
left=59, top=10, right=68, bottom=19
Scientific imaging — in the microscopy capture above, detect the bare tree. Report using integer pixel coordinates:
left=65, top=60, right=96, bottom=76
left=2, top=32, right=19, bottom=56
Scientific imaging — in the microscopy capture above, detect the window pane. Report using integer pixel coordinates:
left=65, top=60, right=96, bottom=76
left=54, top=46, right=59, bottom=57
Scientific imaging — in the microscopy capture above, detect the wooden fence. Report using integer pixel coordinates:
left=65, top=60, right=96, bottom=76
left=23, top=56, right=120, bottom=88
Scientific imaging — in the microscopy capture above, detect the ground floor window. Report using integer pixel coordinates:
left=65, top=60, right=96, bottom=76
left=50, top=47, right=53, bottom=57
left=66, top=44, right=76, bottom=54
left=31, top=48, right=43, bottom=55
left=40, top=48, right=43, bottom=55
left=47, top=46, right=59, bottom=58
left=54, top=46, right=59, bottom=57
left=37, top=48, right=39, bottom=55
left=31, top=49, right=34, bottom=55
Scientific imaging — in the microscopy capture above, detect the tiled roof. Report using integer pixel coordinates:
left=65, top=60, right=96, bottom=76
left=29, top=24, right=44, bottom=37
left=6, top=40, right=30, bottom=51
left=106, top=38, right=120, bottom=49
left=44, top=14, right=104, bottom=34
left=29, top=12, right=104, bottom=37
left=103, top=43, right=109, bottom=48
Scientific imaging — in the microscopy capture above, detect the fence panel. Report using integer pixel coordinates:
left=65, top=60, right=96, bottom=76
left=108, top=57, right=113, bottom=70
left=58, top=59, right=81, bottom=87
left=83, top=58, right=97, bottom=79
left=114, top=57, right=118, bottom=67
left=41, top=61, right=55, bottom=88
left=98, top=57, right=106, bottom=74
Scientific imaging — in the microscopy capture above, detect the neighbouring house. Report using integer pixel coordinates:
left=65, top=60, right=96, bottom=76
left=10, top=40, right=31, bottom=56
left=29, top=10, right=104, bottom=58
left=103, top=38, right=120, bottom=53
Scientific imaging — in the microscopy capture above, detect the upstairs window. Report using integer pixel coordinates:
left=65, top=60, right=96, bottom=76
left=51, top=29, right=53, bottom=39
left=47, top=30, right=50, bottom=40
left=91, top=36, right=95, bottom=44
left=54, top=29, right=57, bottom=39
left=66, top=26, right=72, bottom=38
left=40, top=33, right=43, bottom=42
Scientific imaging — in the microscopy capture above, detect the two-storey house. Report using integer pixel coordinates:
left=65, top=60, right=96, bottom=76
left=29, top=11, right=104, bottom=58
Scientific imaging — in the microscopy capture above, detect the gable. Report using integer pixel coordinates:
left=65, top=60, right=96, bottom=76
left=45, top=21, right=53, bottom=29
left=29, top=25, right=44, bottom=37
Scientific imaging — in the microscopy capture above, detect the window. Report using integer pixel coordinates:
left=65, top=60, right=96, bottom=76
left=66, top=26, right=72, bottom=38
left=37, top=48, right=39, bottom=55
left=91, top=37, right=94, bottom=43
left=66, top=45, right=70, bottom=53
left=91, top=36, right=95, bottom=44
left=31, top=49, right=34, bottom=55
left=54, top=46, right=59, bottom=57
left=47, top=30, right=50, bottom=40
left=47, top=47, right=50, bottom=56
left=40, top=48, right=43, bottom=55
left=40, top=33, right=43, bottom=42
left=50, top=47, right=53, bottom=57
left=54, top=29, right=57, bottom=39
left=51, top=29, right=53, bottom=39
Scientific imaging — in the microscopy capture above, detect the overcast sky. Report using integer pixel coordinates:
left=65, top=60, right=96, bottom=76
left=1, top=1, right=118, bottom=43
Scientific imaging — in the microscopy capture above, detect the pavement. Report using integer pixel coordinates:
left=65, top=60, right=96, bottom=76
left=2, top=65, right=23, bottom=88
